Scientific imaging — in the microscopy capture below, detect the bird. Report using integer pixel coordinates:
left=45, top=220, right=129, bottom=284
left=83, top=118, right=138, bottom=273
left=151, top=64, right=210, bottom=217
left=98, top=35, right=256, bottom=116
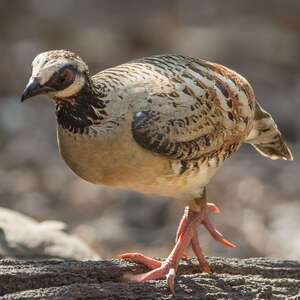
left=21, top=50, right=293, bottom=295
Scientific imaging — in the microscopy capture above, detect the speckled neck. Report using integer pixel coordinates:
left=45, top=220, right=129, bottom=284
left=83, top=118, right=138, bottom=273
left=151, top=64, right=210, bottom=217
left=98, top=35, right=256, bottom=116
left=55, top=80, right=108, bottom=134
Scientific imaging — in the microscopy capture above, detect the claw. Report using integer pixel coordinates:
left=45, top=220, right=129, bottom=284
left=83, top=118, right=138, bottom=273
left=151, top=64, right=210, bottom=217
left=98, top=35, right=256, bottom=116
left=202, top=263, right=211, bottom=274
left=119, top=253, right=133, bottom=259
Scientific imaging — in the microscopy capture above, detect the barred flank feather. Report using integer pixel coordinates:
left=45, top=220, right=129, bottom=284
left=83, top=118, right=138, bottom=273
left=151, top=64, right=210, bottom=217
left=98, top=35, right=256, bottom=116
left=245, top=102, right=293, bottom=161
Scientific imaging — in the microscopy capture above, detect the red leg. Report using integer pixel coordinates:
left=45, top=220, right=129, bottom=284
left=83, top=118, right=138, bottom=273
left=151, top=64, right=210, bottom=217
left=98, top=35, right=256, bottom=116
left=175, top=210, right=188, bottom=242
left=119, top=203, right=234, bottom=295
left=175, top=208, right=189, bottom=258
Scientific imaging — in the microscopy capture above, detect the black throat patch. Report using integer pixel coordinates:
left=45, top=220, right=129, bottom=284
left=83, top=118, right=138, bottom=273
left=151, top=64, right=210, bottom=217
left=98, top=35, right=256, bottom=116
left=55, top=84, right=107, bottom=134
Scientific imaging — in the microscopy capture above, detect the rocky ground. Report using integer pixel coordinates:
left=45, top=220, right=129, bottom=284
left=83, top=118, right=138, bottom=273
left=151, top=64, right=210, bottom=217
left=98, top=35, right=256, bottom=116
left=0, top=258, right=299, bottom=299
left=0, top=0, right=299, bottom=262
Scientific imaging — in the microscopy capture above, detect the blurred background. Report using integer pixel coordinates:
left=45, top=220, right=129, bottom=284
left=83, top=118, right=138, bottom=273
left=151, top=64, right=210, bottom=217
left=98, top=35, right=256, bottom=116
left=0, top=0, right=299, bottom=260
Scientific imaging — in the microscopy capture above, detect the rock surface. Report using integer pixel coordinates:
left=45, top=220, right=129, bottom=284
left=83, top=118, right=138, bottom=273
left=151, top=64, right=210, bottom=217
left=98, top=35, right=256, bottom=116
left=0, top=257, right=299, bottom=299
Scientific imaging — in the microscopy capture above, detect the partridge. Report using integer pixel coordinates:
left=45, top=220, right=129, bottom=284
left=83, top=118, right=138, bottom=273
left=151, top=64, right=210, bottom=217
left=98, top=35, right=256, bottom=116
left=21, top=50, right=293, bottom=295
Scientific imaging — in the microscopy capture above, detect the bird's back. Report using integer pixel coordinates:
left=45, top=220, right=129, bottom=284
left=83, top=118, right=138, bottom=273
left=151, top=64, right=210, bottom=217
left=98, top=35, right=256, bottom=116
left=92, top=54, right=256, bottom=160
left=91, top=54, right=291, bottom=163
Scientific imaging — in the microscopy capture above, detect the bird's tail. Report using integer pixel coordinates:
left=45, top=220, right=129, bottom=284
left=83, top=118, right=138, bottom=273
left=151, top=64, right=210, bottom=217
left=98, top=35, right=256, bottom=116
left=245, top=101, right=293, bottom=161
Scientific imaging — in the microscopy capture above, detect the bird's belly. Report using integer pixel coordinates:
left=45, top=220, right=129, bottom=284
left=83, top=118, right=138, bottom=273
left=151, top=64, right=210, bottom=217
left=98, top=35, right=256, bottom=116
left=57, top=127, right=172, bottom=188
left=57, top=127, right=221, bottom=201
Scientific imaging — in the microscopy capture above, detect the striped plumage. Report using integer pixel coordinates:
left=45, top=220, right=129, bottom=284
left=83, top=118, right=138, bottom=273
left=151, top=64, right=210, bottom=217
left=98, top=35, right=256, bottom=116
left=21, top=50, right=293, bottom=295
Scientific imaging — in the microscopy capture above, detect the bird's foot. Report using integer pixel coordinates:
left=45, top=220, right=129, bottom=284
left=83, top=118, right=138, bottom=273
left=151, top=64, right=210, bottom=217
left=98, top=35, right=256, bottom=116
left=120, top=203, right=234, bottom=295
left=120, top=253, right=178, bottom=295
left=119, top=208, right=202, bottom=296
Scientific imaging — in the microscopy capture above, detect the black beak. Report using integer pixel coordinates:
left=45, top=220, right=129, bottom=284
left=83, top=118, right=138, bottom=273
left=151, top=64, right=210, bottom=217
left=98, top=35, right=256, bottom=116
left=21, top=77, right=42, bottom=102
left=21, top=77, right=55, bottom=102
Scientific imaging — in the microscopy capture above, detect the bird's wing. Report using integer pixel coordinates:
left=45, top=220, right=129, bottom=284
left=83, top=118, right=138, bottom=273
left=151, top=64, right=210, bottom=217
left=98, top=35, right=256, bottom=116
left=131, top=56, right=254, bottom=161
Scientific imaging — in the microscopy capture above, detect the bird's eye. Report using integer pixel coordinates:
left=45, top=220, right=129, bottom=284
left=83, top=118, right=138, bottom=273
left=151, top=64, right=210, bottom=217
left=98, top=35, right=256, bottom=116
left=51, top=68, right=74, bottom=87
left=58, top=73, right=66, bottom=83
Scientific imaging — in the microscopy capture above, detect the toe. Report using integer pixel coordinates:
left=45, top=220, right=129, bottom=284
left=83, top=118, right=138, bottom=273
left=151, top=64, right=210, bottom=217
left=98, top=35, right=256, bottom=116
left=202, top=217, right=235, bottom=248
left=166, top=268, right=176, bottom=296
left=206, top=202, right=220, bottom=213
left=119, top=252, right=162, bottom=269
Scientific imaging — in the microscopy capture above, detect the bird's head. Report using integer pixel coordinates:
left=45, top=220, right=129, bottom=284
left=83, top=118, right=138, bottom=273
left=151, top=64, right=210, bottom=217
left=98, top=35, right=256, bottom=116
left=21, top=50, right=89, bottom=103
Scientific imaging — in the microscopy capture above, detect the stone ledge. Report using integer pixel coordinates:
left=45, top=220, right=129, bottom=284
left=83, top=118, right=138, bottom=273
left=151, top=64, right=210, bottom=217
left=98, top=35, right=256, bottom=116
left=0, top=257, right=299, bottom=299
